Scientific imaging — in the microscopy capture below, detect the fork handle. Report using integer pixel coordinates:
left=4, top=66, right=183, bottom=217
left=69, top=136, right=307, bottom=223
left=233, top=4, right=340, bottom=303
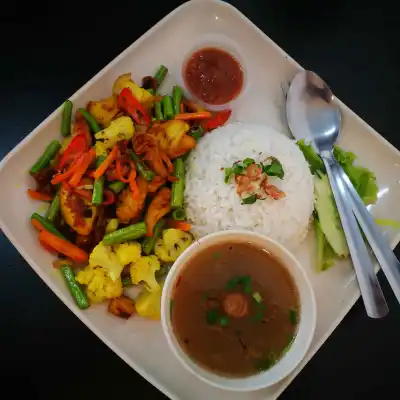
left=322, top=152, right=388, bottom=318
left=334, top=160, right=400, bottom=304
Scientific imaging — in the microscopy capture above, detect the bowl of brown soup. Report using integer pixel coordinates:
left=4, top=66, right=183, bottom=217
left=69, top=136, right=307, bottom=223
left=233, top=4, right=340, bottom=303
left=161, top=230, right=316, bottom=391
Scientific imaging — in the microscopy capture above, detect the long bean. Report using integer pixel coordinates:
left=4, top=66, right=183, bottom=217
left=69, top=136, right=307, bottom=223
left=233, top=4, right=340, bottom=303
left=78, top=108, right=101, bottom=133
left=142, top=219, right=165, bottom=255
left=162, top=96, right=174, bottom=120
left=103, top=222, right=147, bottom=245
left=130, top=151, right=155, bottom=181
left=31, top=213, right=66, bottom=239
left=171, top=158, right=185, bottom=209
left=155, top=101, right=163, bottom=121
left=30, top=140, right=61, bottom=174
left=171, top=208, right=186, bottom=221
left=45, top=190, right=61, bottom=222
left=172, top=86, right=184, bottom=116
left=108, top=181, right=126, bottom=194
left=154, top=65, right=168, bottom=89
left=60, top=264, right=89, bottom=309
left=61, top=100, right=73, bottom=137
left=92, top=177, right=104, bottom=204
left=92, top=156, right=106, bottom=204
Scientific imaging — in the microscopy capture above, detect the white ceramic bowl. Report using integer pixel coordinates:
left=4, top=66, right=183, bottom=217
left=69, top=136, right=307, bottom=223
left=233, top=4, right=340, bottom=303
left=161, top=230, right=317, bottom=392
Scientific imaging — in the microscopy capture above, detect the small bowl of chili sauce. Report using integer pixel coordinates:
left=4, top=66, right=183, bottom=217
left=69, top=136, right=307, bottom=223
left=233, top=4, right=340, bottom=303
left=179, top=38, right=246, bottom=111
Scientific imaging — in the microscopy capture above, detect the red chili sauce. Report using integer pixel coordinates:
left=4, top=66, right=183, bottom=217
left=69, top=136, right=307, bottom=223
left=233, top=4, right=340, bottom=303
left=184, top=47, right=244, bottom=106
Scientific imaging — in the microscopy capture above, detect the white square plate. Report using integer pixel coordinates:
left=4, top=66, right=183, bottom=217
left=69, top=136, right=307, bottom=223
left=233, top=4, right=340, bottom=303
left=1, top=1, right=399, bottom=399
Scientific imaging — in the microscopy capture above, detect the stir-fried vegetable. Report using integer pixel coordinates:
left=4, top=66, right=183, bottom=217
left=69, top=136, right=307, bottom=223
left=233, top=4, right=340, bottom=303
left=27, top=64, right=229, bottom=319
left=154, top=229, right=193, bottom=262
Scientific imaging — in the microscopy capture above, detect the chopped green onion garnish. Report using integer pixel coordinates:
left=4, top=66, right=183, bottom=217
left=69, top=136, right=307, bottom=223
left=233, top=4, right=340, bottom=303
left=253, top=292, right=262, bottom=303
left=243, top=158, right=255, bottom=166
left=214, top=252, right=221, bottom=259
left=241, top=194, right=257, bottom=205
left=224, top=167, right=233, bottom=184
left=219, top=316, right=229, bottom=326
left=289, top=309, right=297, bottom=325
left=206, top=309, right=220, bottom=325
left=225, top=275, right=252, bottom=291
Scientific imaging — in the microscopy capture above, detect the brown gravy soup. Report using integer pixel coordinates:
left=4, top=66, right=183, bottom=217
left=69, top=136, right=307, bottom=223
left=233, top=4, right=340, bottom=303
left=171, top=241, right=300, bottom=377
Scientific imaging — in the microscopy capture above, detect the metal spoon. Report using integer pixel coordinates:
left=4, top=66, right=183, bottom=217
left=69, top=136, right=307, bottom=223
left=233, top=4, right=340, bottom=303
left=286, top=70, right=388, bottom=318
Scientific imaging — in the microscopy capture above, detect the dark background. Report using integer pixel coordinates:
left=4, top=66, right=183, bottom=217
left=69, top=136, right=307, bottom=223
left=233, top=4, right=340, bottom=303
left=1, top=0, right=399, bottom=398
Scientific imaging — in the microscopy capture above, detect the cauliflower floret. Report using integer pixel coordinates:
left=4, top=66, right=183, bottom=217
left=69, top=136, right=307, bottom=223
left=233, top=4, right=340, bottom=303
left=154, top=229, right=193, bottom=262
left=130, top=255, right=160, bottom=292
left=76, top=265, right=123, bottom=303
left=89, top=242, right=124, bottom=281
left=114, top=242, right=142, bottom=265
left=94, top=117, right=134, bottom=150
left=135, top=282, right=164, bottom=320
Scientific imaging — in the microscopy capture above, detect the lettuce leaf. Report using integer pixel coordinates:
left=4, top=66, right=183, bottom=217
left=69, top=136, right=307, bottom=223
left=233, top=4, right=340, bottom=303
left=333, top=146, right=378, bottom=205
left=297, top=140, right=379, bottom=205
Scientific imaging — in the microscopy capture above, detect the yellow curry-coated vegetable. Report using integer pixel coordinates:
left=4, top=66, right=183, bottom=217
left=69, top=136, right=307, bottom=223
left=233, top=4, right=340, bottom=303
left=135, top=282, right=164, bottom=320
left=114, top=242, right=142, bottom=266
left=94, top=117, right=135, bottom=150
left=112, top=73, right=153, bottom=105
left=105, top=218, right=119, bottom=234
left=130, top=255, right=160, bottom=292
left=87, top=95, right=119, bottom=127
left=89, top=242, right=125, bottom=282
left=155, top=229, right=193, bottom=262
left=60, top=186, right=97, bottom=236
left=95, top=141, right=108, bottom=157
left=75, top=265, right=123, bottom=304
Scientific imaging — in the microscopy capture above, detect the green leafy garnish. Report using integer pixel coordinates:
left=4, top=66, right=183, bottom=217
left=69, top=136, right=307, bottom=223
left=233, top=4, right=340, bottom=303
left=243, top=158, right=255, bottom=166
left=252, top=302, right=266, bottom=322
left=214, top=252, right=221, bottom=259
left=262, top=158, right=284, bottom=179
left=190, top=126, right=204, bottom=141
left=289, top=309, right=297, bottom=325
left=231, top=164, right=244, bottom=175
left=241, top=194, right=257, bottom=205
left=225, top=275, right=252, bottom=293
left=224, top=167, right=233, bottom=184
left=297, top=140, right=324, bottom=174
left=254, top=352, right=278, bottom=371
left=219, top=316, right=229, bottom=326
left=206, top=309, right=220, bottom=325
left=283, top=334, right=295, bottom=354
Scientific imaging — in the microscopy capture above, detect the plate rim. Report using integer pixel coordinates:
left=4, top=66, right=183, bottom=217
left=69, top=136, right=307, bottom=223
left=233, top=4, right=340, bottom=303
left=1, top=1, right=399, bottom=399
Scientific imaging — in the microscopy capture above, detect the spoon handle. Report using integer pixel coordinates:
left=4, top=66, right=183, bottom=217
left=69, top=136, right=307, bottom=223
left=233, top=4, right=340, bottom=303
left=334, top=160, right=400, bottom=303
left=322, top=154, right=388, bottom=318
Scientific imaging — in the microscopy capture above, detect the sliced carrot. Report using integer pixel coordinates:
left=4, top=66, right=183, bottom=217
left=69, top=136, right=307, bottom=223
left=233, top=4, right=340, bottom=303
left=69, top=148, right=96, bottom=187
left=182, top=99, right=206, bottom=112
left=166, top=219, right=191, bottom=231
left=116, top=159, right=133, bottom=183
left=31, top=218, right=45, bottom=231
left=39, top=230, right=88, bottom=263
left=27, top=189, right=53, bottom=201
left=51, top=153, right=86, bottom=185
left=73, top=188, right=92, bottom=201
left=93, top=146, right=118, bottom=180
left=39, top=237, right=58, bottom=254
left=174, top=112, right=212, bottom=121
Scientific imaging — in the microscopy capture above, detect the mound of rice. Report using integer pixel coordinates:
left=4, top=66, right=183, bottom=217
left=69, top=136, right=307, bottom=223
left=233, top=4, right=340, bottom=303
left=184, top=123, right=314, bottom=250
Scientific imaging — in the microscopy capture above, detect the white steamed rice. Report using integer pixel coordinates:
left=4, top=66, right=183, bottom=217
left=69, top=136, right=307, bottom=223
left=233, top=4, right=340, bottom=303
left=184, top=123, right=314, bottom=250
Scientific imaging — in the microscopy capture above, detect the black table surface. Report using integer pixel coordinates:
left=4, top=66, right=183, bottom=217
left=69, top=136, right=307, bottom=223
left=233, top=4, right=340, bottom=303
left=2, top=1, right=400, bottom=398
